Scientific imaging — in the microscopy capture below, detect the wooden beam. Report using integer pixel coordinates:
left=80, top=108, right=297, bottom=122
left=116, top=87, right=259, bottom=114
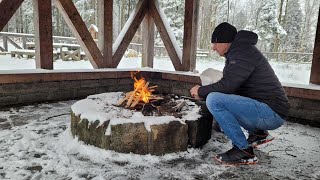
left=310, top=6, right=320, bottom=85
left=149, top=0, right=183, bottom=71
left=98, top=0, right=113, bottom=67
left=0, top=0, right=24, bottom=31
left=142, top=3, right=155, bottom=68
left=33, top=0, right=53, bottom=69
left=112, top=0, right=148, bottom=68
left=55, top=0, right=104, bottom=68
left=182, top=0, right=199, bottom=72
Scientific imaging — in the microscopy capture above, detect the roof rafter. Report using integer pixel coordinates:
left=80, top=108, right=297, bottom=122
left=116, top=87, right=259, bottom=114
left=55, top=0, right=104, bottom=68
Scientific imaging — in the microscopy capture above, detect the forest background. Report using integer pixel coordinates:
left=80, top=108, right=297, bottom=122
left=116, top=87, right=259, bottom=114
left=1, top=0, right=320, bottom=55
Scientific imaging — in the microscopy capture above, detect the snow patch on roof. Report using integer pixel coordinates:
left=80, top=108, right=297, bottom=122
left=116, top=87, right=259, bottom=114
left=89, top=24, right=98, bottom=32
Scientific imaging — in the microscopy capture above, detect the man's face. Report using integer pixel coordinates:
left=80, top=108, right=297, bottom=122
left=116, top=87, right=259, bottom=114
left=212, top=43, right=231, bottom=57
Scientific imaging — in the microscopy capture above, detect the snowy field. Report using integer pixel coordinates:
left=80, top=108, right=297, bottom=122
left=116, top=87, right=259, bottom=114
left=0, top=40, right=312, bottom=85
left=0, top=100, right=319, bottom=179
left=0, top=54, right=311, bottom=85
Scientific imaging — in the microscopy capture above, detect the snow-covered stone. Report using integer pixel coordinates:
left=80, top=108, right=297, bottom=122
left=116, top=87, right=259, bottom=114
left=70, top=92, right=212, bottom=155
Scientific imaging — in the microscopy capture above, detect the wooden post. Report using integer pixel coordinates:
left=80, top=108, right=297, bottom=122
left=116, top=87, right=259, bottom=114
left=98, top=0, right=113, bottom=67
left=0, top=0, right=24, bottom=31
left=3, top=35, right=8, bottom=52
left=22, top=36, right=27, bottom=49
left=33, top=0, right=53, bottom=69
left=142, top=1, right=155, bottom=68
left=182, top=0, right=199, bottom=72
left=310, top=7, right=320, bottom=85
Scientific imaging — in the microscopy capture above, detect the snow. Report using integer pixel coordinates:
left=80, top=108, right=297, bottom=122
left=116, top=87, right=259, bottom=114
left=0, top=100, right=320, bottom=179
left=71, top=92, right=200, bottom=134
left=89, top=24, right=99, bottom=32
left=0, top=53, right=312, bottom=85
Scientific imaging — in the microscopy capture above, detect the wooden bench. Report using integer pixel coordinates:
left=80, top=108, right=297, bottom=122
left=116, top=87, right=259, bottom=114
left=26, top=42, right=84, bottom=61
left=11, top=49, right=59, bottom=60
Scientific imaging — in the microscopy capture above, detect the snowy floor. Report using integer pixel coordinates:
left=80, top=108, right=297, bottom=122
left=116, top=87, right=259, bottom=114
left=0, top=100, right=320, bottom=179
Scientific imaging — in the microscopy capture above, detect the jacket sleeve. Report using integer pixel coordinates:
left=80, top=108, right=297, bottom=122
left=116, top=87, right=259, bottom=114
left=198, top=55, right=256, bottom=98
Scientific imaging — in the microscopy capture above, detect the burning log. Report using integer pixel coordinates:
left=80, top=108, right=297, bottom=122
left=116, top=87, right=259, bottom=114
left=117, top=73, right=163, bottom=108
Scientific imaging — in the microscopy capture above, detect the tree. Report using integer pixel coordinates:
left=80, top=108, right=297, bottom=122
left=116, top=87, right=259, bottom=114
left=245, top=0, right=286, bottom=51
left=280, top=0, right=303, bottom=52
left=300, top=0, right=320, bottom=52
left=198, top=0, right=222, bottom=49
left=158, top=0, right=185, bottom=46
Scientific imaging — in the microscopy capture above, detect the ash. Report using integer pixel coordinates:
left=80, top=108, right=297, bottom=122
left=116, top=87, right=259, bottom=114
left=0, top=100, right=320, bottom=179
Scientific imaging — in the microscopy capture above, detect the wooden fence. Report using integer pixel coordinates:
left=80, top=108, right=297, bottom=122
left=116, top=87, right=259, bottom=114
left=0, top=32, right=313, bottom=62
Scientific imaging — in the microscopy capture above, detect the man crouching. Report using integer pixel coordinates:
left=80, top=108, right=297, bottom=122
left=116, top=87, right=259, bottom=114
left=190, top=22, right=289, bottom=165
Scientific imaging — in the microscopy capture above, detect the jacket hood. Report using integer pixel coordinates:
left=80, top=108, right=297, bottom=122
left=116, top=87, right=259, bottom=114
left=233, top=30, right=258, bottom=45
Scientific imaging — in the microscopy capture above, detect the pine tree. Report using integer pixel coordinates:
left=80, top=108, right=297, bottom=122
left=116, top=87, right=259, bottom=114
left=159, top=0, right=185, bottom=46
left=245, top=0, right=286, bottom=51
left=281, top=0, right=303, bottom=52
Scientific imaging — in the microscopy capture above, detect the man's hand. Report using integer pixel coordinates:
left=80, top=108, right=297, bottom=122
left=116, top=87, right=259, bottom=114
left=190, top=85, right=201, bottom=100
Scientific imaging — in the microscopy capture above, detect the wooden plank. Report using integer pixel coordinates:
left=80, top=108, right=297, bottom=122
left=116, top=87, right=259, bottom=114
left=0, top=46, right=5, bottom=52
left=142, top=6, right=155, bottom=68
left=22, top=36, right=27, bottom=49
left=149, top=0, right=183, bottom=71
left=33, top=0, right=54, bottom=69
left=182, top=0, right=199, bottom=72
left=3, top=35, right=8, bottom=51
left=0, top=0, right=24, bottom=31
left=55, top=0, right=104, bottom=68
left=98, top=0, right=113, bottom=67
left=7, top=37, right=22, bottom=49
left=310, top=7, right=320, bottom=85
left=112, top=0, right=148, bottom=68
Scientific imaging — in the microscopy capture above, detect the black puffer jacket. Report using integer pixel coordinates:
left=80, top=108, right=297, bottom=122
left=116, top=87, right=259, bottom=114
left=198, top=30, right=290, bottom=117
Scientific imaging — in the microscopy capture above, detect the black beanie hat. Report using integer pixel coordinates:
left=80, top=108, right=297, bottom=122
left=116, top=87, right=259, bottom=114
left=211, top=22, right=237, bottom=43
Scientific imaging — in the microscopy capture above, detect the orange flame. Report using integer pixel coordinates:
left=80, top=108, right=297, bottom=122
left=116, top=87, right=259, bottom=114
left=132, top=72, right=152, bottom=103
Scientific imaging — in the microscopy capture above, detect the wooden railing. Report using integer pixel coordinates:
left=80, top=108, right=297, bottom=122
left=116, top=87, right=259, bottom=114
left=0, top=32, right=313, bottom=61
left=0, top=32, right=78, bottom=51
left=262, top=51, right=313, bottom=62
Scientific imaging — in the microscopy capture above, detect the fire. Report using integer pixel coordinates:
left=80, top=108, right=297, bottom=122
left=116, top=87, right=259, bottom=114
left=117, top=72, right=161, bottom=108
left=133, top=76, right=152, bottom=103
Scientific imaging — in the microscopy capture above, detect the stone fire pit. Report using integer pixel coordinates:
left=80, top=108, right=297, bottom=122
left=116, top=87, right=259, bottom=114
left=71, top=92, right=212, bottom=155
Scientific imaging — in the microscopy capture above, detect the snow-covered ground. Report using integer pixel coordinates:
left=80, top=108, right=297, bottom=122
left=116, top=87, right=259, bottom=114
left=0, top=100, right=319, bottom=179
left=0, top=54, right=311, bottom=85
left=0, top=40, right=312, bottom=84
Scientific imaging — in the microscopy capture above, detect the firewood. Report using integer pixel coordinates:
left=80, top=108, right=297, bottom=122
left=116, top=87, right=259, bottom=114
left=149, top=97, right=164, bottom=100
left=173, top=100, right=187, bottom=112
left=149, top=85, right=158, bottom=89
left=130, top=93, right=143, bottom=107
left=126, top=82, right=144, bottom=107
left=130, top=82, right=150, bottom=107
left=117, top=91, right=133, bottom=106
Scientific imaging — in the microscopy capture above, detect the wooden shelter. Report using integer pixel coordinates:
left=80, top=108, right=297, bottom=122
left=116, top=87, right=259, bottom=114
left=0, top=0, right=319, bottom=82
left=0, top=0, right=199, bottom=72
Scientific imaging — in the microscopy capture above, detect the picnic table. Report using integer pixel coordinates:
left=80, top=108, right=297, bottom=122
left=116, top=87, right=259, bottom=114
left=11, top=49, right=59, bottom=60
left=25, top=42, right=85, bottom=61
